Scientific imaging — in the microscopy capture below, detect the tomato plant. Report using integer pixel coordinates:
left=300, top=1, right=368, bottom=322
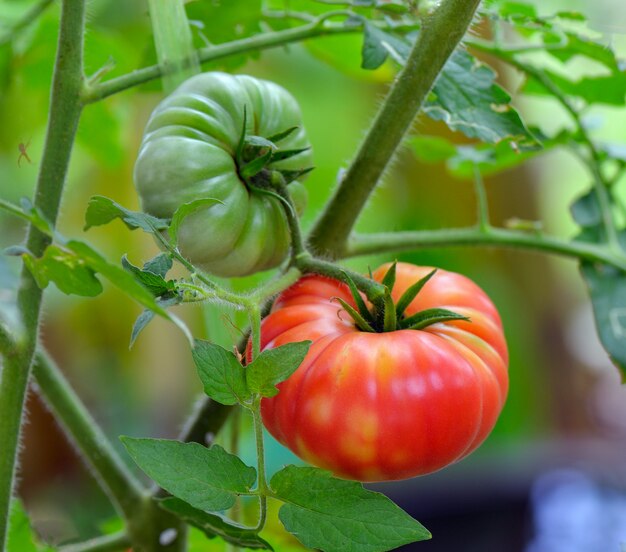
left=257, top=263, right=508, bottom=481
left=2, top=0, right=626, bottom=551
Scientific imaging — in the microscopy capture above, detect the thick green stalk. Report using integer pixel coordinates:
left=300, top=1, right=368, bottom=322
left=0, top=1, right=85, bottom=547
left=307, top=0, right=482, bottom=257
left=32, top=351, right=146, bottom=519
left=346, top=227, right=626, bottom=271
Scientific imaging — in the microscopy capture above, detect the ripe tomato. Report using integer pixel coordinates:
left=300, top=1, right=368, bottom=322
left=256, top=263, right=508, bottom=482
left=134, top=72, right=312, bottom=277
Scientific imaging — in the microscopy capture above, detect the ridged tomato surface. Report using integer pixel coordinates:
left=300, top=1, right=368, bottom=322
left=256, top=263, right=509, bottom=482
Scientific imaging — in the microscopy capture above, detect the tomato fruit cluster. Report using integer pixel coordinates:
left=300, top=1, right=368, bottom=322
left=134, top=72, right=312, bottom=277
left=256, top=263, right=509, bottom=482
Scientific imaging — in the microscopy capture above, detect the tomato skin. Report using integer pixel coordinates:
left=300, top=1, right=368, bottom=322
left=134, top=72, right=312, bottom=277
left=255, top=263, right=509, bottom=482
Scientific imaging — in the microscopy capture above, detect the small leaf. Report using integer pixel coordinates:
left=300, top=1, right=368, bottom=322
left=169, top=197, right=223, bottom=248
left=571, top=191, right=602, bottom=228
left=121, top=438, right=257, bottom=512
left=361, top=21, right=395, bottom=70
left=580, top=262, right=626, bottom=381
left=246, top=341, right=311, bottom=398
left=84, top=195, right=169, bottom=232
left=159, top=498, right=273, bottom=550
left=22, top=245, right=103, bottom=297
left=130, top=309, right=155, bottom=349
left=267, top=126, right=299, bottom=144
left=192, top=339, right=251, bottom=405
left=401, top=307, right=470, bottom=330
left=143, top=252, right=173, bottom=278
left=396, top=269, right=437, bottom=318
left=121, top=255, right=175, bottom=297
left=271, top=466, right=430, bottom=552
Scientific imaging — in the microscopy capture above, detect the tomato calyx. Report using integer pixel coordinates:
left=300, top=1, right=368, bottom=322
left=335, top=263, right=471, bottom=333
left=234, top=106, right=314, bottom=191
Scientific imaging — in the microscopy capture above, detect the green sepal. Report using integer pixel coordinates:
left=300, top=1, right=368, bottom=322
left=267, top=126, right=299, bottom=144
left=271, top=147, right=311, bottom=163
left=381, top=261, right=397, bottom=291
left=241, top=149, right=273, bottom=179
left=332, top=297, right=375, bottom=332
left=401, top=308, right=470, bottom=331
left=341, top=270, right=374, bottom=322
left=244, top=135, right=276, bottom=150
left=277, top=167, right=314, bottom=185
left=396, top=269, right=437, bottom=318
left=382, top=290, right=397, bottom=332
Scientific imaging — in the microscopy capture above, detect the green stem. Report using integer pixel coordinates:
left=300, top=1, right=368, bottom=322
left=307, top=0, right=482, bottom=257
left=31, top=349, right=147, bottom=519
left=346, top=227, right=626, bottom=271
left=473, top=166, right=491, bottom=232
left=0, top=1, right=85, bottom=547
left=82, top=15, right=408, bottom=103
left=471, top=45, right=622, bottom=254
left=251, top=404, right=268, bottom=532
left=0, top=0, right=55, bottom=46
left=57, top=531, right=131, bottom=552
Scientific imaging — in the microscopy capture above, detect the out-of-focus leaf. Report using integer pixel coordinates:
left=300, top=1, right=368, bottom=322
left=6, top=500, right=54, bottom=552
left=580, top=263, right=626, bottom=381
left=77, top=102, right=125, bottom=168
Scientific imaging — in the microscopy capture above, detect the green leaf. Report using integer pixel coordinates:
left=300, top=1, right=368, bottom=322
left=396, top=269, right=437, bottom=318
left=580, top=263, right=626, bottom=381
left=121, top=255, right=176, bottom=297
left=271, top=466, right=431, bottom=552
left=426, top=50, right=537, bottom=144
left=7, top=500, right=39, bottom=552
left=192, top=339, right=251, bottom=405
left=400, top=307, right=470, bottom=330
left=246, top=341, right=311, bottom=398
left=169, top=198, right=223, bottom=248
left=84, top=195, right=169, bottom=232
left=159, top=497, right=273, bottom=550
left=571, top=191, right=602, bottom=228
left=121, top=438, right=257, bottom=512
left=129, top=296, right=181, bottom=348
left=143, top=252, right=173, bottom=278
left=22, top=245, right=103, bottom=297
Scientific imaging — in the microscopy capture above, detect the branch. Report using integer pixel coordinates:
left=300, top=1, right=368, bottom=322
left=31, top=349, right=147, bottom=518
left=307, top=0, right=482, bottom=257
left=58, top=531, right=131, bottom=552
left=0, top=0, right=55, bottom=46
left=346, top=227, right=626, bottom=271
left=82, top=14, right=406, bottom=103
left=0, top=1, right=86, bottom=547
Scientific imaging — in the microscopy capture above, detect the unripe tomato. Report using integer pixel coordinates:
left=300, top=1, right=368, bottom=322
left=256, top=263, right=508, bottom=481
left=134, top=72, right=312, bottom=277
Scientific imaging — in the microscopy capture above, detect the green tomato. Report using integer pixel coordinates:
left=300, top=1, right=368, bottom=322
left=134, top=72, right=312, bottom=277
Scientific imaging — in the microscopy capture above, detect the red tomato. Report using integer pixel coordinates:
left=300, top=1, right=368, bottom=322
left=256, top=262, right=509, bottom=482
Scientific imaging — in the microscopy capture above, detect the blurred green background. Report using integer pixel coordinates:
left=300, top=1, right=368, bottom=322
left=1, top=0, right=626, bottom=550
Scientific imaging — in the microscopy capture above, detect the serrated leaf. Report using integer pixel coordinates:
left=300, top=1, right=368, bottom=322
left=580, top=262, right=626, bottom=381
left=122, top=255, right=175, bottom=297
left=159, top=498, right=273, bottom=550
left=425, top=50, right=536, bottom=144
left=143, top=252, right=173, bottom=278
left=192, top=339, right=251, bottom=405
left=22, top=245, right=103, bottom=297
left=84, top=195, right=169, bottom=232
left=271, top=466, right=430, bottom=552
left=121, top=438, right=256, bottom=512
left=246, top=341, right=311, bottom=398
